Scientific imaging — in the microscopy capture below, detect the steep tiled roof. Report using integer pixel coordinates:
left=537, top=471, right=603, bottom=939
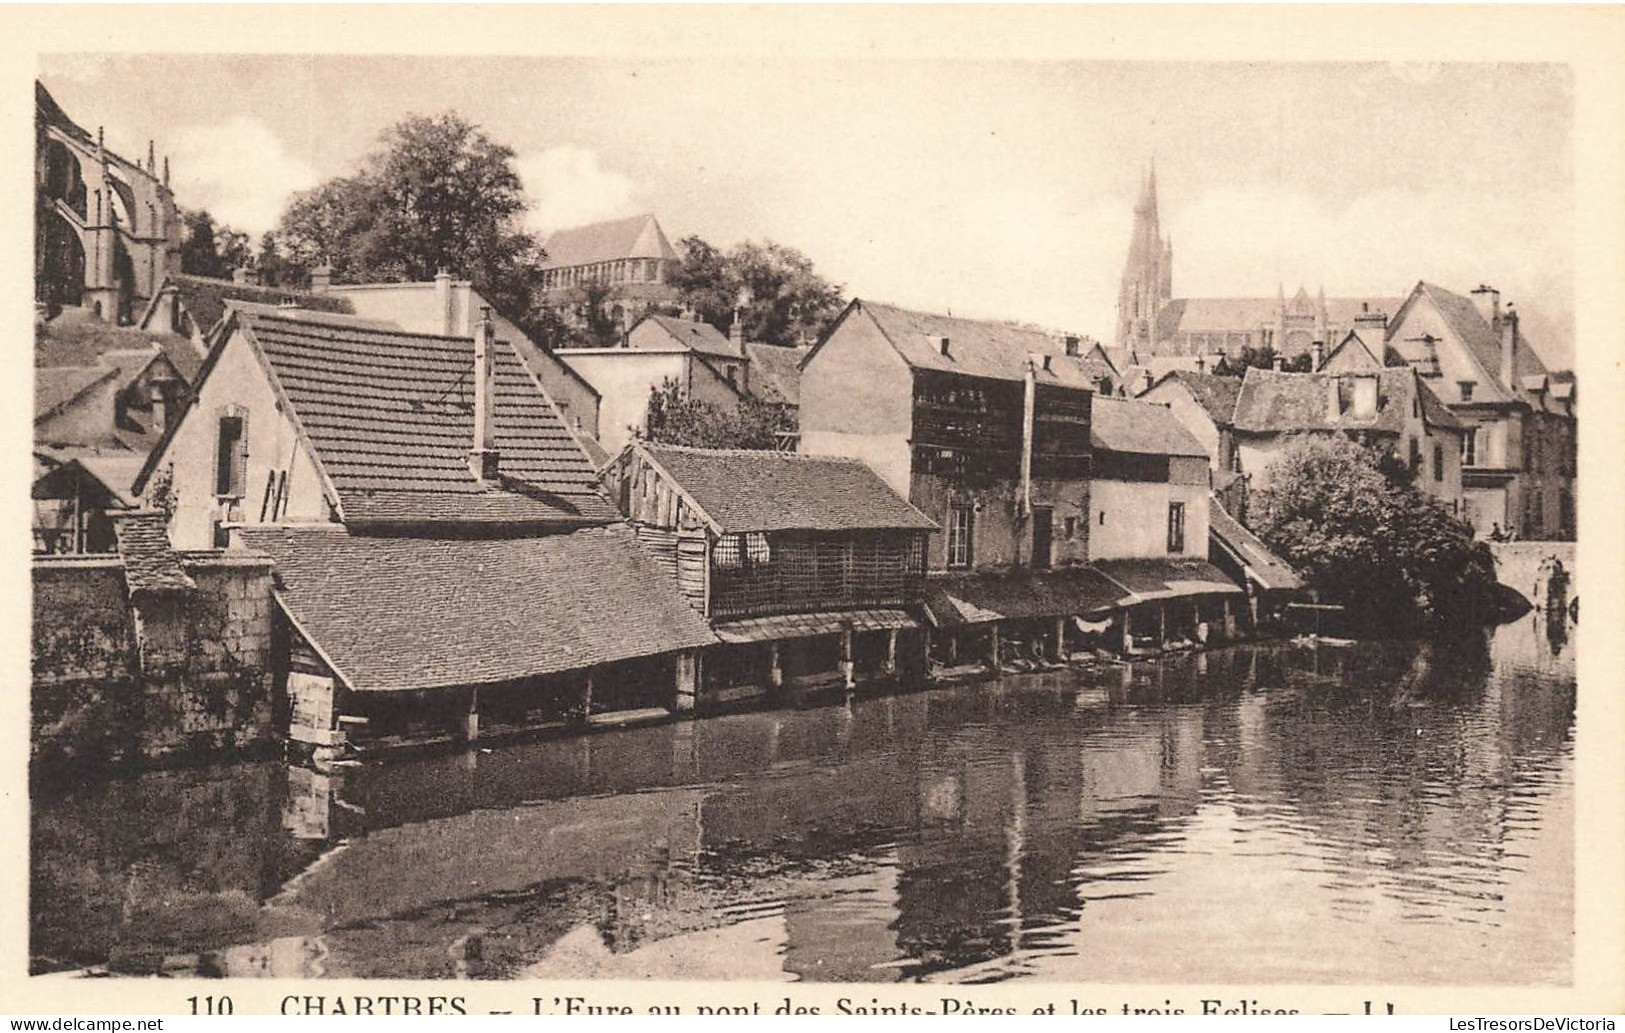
left=637, top=314, right=741, bottom=359
left=163, top=274, right=354, bottom=340
left=1208, top=504, right=1303, bottom=592
left=35, top=366, right=116, bottom=420
left=234, top=305, right=616, bottom=528
left=1090, top=396, right=1209, bottom=457
left=639, top=443, right=937, bottom=534
left=32, top=454, right=145, bottom=508
left=850, top=301, right=1098, bottom=390
left=240, top=524, right=716, bottom=693
left=1232, top=367, right=1415, bottom=435
left=114, top=511, right=197, bottom=595
left=35, top=310, right=203, bottom=381
left=1151, top=370, right=1242, bottom=427
left=743, top=342, right=810, bottom=406
left=922, top=566, right=1124, bottom=627
left=1410, top=282, right=1551, bottom=406
left=541, top=214, right=680, bottom=270
left=1416, top=378, right=1466, bottom=432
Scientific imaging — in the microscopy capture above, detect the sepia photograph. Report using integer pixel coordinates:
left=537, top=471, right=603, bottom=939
left=10, top=5, right=1624, bottom=1015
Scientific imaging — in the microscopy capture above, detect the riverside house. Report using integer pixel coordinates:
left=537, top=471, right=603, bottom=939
left=602, top=442, right=938, bottom=702
left=133, top=302, right=714, bottom=752
left=799, top=299, right=1246, bottom=665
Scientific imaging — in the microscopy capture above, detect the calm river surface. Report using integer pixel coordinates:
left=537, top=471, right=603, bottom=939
left=31, top=614, right=1575, bottom=983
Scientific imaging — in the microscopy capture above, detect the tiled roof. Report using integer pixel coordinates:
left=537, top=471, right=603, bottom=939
left=851, top=301, right=1098, bottom=390
left=32, top=454, right=144, bottom=508
left=1232, top=367, right=1414, bottom=435
left=541, top=214, right=679, bottom=270
left=1409, top=282, right=1552, bottom=406
left=922, top=566, right=1125, bottom=627
left=1152, top=371, right=1241, bottom=427
left=1208, top=505, right=1303, bottom=592
left=637, top=314, right=740, bottom=359
left=114, top=511, right=197, bottom=595
left=1090, top=396, right=1209, bottom=457
left=713, top=609, right=918, bottom=644
left=743, top=342, right=810, bottom=406
left=35, top=310, right=204, bottom=381
left=640, top=443, right=937, bottom=534
left=1093, top=558, right=1243, bottom=601
left=239, top=524, right=716, bottom=693
left=235, top=305, right=615, bottom=529
left=165, top=273, right=354, bottom=339
left=35, top=366, right=116, bottom=420
left=1416, top=377, right=1466, bottom=432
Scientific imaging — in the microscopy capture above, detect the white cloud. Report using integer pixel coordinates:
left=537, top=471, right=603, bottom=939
left=168, top=116, right=319, bottom=235
left=516, top=146, right=639, bottom=236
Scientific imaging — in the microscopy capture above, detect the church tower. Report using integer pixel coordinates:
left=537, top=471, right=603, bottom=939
left=1115, top=163, right=1172, bottom=354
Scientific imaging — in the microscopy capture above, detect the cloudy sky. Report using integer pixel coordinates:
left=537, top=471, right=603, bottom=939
left=39, top=55, right=1574, bottom=364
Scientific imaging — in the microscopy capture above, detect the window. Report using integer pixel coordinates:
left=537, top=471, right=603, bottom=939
left=1031, top=506, right=1053, bottom=570
left=1461, top=427, right=1481, bottom=468
left=1459, top=381, right=1475, bottom=402
left=946, top=504, right=974, bottom=569
left=1433, top=443, right=1444, bottom=482
left=215, top=413, right=246, bottom=497
left=1064, top=516, right=1077, bottom=540
left=1409, top=437, right=1422, bottom=477
left=1167, top=501, right=1186, bottom=554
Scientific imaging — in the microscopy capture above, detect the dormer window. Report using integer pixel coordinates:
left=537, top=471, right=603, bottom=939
left=1459, top=381, right=1475, bottom=402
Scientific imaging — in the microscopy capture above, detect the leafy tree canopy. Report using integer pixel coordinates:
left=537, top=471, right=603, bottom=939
left=643, top=378, right=790, bottom=450
left=670, top=236, right=844, bottom=347
left=1248, top=435, right=1499, bottom=630
left=178, top=208, right=252, bottom=280
left=1212, top=345, right=1312, bottom=377
left=274, top=112, right=546, bottom=331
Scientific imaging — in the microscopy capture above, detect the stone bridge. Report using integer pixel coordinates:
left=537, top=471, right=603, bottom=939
left=1489, top=541, right=1577, bottom=610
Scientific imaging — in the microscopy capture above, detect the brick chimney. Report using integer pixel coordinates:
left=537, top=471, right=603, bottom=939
left=1470, top=284, right=1501, bottom=329
left=468, top=307, right=500, bottom=482
left=729, top=306, right=745, bottom=352
left=309, top=264, right=332, bottom=292
left=435, top=268, right=455, bottom=336
left=1500, top=301, right=1519, bottom=392
left=1311, top=339, right=1326, bottom=372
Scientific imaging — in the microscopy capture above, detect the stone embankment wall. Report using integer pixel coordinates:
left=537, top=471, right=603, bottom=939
left=32, top=552, right=277, bottom=768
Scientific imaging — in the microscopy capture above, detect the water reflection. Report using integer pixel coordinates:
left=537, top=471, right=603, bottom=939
left=31, top=615, right=1574, bottom=983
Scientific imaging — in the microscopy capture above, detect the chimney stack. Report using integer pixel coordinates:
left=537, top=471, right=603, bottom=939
left=729, top=307, right=745, bottom=351
left=1062, top=334, right=1081, bottom=357
left=469, top=307, right=500, bottom=482
left=1311, top=339, right=1326, bottom=372
left=309, top=264, right=332, bottom=293
left=1272, top=354, right=1285, bottom=372
left=435, top=268, right=455, bottom=336
left=1470, top=284, right=1501, bottom=329
left=1500, top=301, right=1519, bottom=391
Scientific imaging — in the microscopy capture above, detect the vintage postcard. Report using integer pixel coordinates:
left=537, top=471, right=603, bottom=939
left=4, top=4, right=1622, bottom=1019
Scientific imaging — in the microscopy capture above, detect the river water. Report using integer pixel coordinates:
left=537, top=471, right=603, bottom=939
left=31, top=613, right=1575, bottom=983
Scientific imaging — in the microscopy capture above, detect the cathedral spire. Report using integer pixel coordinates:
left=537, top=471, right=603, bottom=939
left=1117, top=159, right=1172, bottom=349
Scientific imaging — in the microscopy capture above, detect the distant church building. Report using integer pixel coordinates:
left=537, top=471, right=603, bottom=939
left=539, top=213, right=682, bottom=333
left=1114, top=165, right=1397, bottom=363
left=35, top=82, right=180, bottom=324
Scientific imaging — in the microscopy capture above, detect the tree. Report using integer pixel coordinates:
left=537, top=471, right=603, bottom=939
left=1212, top=345, right=1312, bottom=377
left=671, top=236, right=844, bottom=347
left=178, top=208, right=251, bottom=280
left=644, top=379, right=790, bottom=450
left=1248, top=436, right=1499, bottom=630
left=273, top=112, right=547, bottom=335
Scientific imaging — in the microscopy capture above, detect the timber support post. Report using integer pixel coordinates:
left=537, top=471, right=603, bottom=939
left=1223, top=596, right=1237, bottom=640
left=573, top=667, right=594, bottom=725
left=673, top=651, right=697, bottom=712
left=1054, top=615, right=1067, bottom=660
left=1157, top=602, right=1167, bottom=648
left=884, top=628, right=898, bottom=676
left=461, top=686, right=480, bottom=743
left=840, top=627, right=856, bottom=691
left=769, top=642, right=784, bottom=690
left=989, top=622, right=1001, bottom=668
left=1121, top=609, right=1134, bottom=654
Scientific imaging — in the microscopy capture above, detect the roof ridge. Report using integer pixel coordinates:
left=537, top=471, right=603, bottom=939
left=242, top=307, right=476, bottom=344
left=645, top=442, right=863, bottom=462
